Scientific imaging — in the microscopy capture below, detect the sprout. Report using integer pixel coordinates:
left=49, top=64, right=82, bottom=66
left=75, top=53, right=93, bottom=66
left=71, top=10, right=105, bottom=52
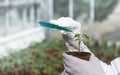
left=74, top=33, right=89, bottom=52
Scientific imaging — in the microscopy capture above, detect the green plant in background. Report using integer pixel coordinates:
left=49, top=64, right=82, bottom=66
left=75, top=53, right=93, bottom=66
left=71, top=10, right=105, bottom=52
left=88, top=40, right=120, bottom=63
left=74, top=33, right=89, bottom=52
left=0, top=40, right=67, bottom=75
left=0, top=39, right=120, bottom=75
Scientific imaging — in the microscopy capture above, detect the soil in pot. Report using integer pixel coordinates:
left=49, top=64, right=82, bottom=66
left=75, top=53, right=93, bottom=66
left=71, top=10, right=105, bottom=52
left=66, top=52, right=91, bottom=61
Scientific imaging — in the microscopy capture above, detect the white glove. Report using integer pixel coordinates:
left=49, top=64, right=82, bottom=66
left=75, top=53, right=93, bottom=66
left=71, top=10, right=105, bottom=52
left=50, top=17, right=90, bottom=52
left=62, top=53, right=106, bottom=75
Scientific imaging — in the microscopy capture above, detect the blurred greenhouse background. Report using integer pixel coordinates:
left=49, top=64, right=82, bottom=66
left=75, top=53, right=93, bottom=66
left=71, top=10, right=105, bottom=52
left=0, top=0, right=120, bottom=75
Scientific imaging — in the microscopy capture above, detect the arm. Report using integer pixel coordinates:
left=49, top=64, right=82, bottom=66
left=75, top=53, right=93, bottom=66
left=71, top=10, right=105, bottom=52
left=50, top=17, right=118, bottom=75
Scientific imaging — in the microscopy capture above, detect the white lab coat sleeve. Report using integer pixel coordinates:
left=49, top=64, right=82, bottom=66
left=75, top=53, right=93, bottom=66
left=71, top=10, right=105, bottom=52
left=111, top=57, right=120, bottom=75
left=100, top=57, right=120, bottom=75
left=100, top=61, right=118, bottom=75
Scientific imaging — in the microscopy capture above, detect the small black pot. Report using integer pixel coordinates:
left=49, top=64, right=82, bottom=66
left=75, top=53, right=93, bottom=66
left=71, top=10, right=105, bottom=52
left=66, top=52, right=91, bottom=61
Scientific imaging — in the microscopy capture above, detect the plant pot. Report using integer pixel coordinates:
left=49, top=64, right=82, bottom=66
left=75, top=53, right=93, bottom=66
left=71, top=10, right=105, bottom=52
left=66, top=52, right=91, bottom=61
left=44, top=73, right=50, bottom=75
left=30, top=72, right=36, bottom=75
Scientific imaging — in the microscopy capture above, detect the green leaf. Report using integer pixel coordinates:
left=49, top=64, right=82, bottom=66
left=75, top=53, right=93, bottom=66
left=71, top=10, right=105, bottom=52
left=74, top=34, right=81, bottom=38
left=83, top=38, right=89, bottom=45
left=75, top=37, right=80, bottom=40
left=82, top=34, right=89, bottom=40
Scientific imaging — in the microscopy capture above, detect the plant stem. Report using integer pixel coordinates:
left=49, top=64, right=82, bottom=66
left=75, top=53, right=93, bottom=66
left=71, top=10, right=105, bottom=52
left=78, top=34, right=82, bottom=53
left=78, top=41, right=81, bottom=53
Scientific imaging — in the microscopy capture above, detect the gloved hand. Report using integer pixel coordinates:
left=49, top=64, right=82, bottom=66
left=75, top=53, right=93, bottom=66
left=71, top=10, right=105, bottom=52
left=51, top=17, right=119, bottom=75
left=62, top=53, right=106, bottom=75
left=50, top=17, right=90, bottom=52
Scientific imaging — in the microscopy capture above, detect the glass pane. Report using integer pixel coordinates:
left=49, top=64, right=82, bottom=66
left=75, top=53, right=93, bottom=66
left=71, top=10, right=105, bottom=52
left=0, top=7, right=5, bottom=37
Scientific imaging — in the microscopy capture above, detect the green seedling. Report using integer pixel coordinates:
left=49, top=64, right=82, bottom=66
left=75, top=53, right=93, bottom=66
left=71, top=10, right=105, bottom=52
left=74, top=33, right=89, bottom=52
